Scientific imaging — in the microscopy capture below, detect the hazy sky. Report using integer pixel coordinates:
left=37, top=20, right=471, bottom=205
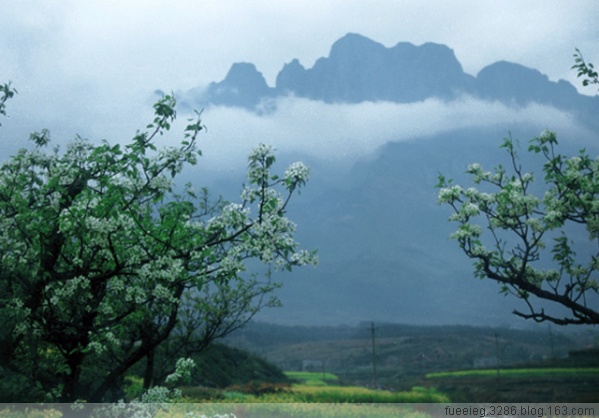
left=1, top=1, right=598, bottom=170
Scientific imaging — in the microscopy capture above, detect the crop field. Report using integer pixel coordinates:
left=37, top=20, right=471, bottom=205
left=179, top=371, right=448, bottom=404
left=287, top=383, right=448, bottom=403
left=284, top=371, right=339, bottom=385
left=427, top=367, right=599, bottom=379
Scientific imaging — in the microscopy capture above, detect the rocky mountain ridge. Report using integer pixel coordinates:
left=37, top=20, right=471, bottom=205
left=184, top=33, right=597, bottom=127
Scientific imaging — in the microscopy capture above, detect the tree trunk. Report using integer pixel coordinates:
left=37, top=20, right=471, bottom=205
left=143, top=350, right=155, bottom=390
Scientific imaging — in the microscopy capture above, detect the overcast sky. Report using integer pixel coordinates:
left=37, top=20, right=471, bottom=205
left=1, top=1, right=598, bottom=170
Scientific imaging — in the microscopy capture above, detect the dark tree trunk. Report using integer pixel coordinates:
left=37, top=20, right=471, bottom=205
left=143, top=350, right=155, bottom=390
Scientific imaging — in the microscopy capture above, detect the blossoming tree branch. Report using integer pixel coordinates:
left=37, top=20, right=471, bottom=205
left=437, top=130, right=598, bottom=325
left=436, top=51, right=598, bottom=327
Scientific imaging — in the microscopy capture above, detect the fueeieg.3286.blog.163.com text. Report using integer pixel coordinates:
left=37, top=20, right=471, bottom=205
left=444, top=405, right=597, bottom=418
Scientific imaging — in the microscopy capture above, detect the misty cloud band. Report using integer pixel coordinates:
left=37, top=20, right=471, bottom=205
left=195, top=95, right=584, bottom=172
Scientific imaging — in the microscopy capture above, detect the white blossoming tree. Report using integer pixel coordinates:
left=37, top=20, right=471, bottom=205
left=437, top=52, right=598, bottom=327
left=0, top=85, right=316, bottom=402
left=437, top=131, right=598, bottom=326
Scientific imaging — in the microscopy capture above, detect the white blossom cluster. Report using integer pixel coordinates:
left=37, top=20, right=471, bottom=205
left=284, top=161, right=310, bottom=189
left=149, top=174, right=173, bottom=192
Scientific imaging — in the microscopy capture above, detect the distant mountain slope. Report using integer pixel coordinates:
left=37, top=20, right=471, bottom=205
left=252, top=124, right=599, bottom=326
left=182, top=33, right=598, bottom=128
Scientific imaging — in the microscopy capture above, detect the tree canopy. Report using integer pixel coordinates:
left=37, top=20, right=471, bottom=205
left=0, top=85, right=316, bottom=402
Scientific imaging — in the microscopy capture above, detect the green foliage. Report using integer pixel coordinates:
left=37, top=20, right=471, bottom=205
left=0, top=82, right=17, bottom=126
left=123, top=375, right=145, bottom=401
left=573, top=48, right=599, bottom=89
left=438, top=131, right=599, bottom=325
left=0, top=89, right=316, bottom=402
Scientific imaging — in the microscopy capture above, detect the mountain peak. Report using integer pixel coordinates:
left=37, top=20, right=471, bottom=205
left=276, top=59, right=307, bottom=94
left=199, top=62, right=274, bottom=108
left=329, top=33, right=386, bottom=58
left=222, top=62, right=267, bottom=86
